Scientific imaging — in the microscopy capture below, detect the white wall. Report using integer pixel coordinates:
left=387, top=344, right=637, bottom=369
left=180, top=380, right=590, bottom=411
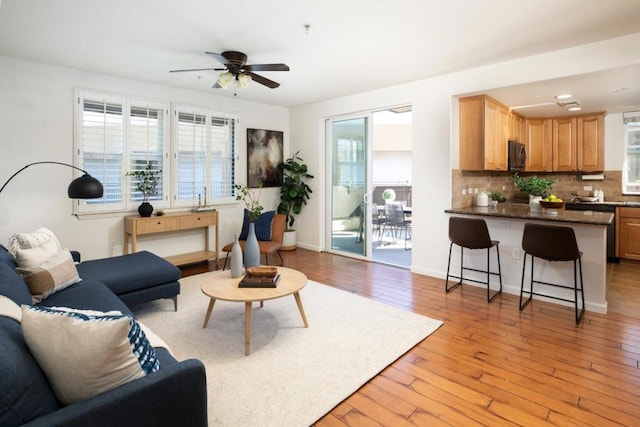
left=290, top=33, right=640, bottom=281
left=0, top=56, right=289, bottom=261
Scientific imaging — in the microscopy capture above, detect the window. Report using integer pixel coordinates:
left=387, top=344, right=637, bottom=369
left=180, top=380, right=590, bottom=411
left=623, top=111, right=640, bottom=194
left=75, top=91, right=237, bottom=215
left=173, top=105, right=237, bottom=208
left=75, top=91, right=169, bottom=214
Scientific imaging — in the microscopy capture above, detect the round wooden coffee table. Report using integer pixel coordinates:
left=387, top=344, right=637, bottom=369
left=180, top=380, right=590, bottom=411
left=201, top=267, right=309, bottom=355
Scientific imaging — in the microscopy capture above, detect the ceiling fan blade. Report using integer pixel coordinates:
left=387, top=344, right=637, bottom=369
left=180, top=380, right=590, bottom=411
left=212, top=81, right=222, bottom=89
left=205, top=51, right=229, bottom=66
left=243, top=63, right=290, bottom=72
left=244, top=71, right=280, bottom=89
left=169, top=67, right=219, bottom=73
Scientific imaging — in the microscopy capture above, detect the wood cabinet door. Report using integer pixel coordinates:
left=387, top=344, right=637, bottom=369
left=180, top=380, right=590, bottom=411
left=577, top=114, right=604, bottom=171
left=553, top=117, right=577, bottom=171
left=483, top=99, right=508, bottom=171
left=459, top=96, right=485, bottom=171
left=509, top=112, right=524, bottom=143
left=619, top=217, right=640, bottom=260
left=524, top=118, right=552, bottom=171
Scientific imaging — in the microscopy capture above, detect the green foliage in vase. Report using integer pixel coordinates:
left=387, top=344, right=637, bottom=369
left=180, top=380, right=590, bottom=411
left=235, top=183, right=263, bottom=221
left=511, top=173, right=554, bottom=197
left=126, top=162, right=161, bottom=203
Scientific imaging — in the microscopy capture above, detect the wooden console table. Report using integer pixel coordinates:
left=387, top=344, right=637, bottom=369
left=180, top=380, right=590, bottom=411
left=124, top=211, right=219, bottom=267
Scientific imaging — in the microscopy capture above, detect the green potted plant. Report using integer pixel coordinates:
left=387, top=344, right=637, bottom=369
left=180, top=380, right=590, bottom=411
left=382, top=188, right=396, bottom=203
left=126, top=162, right=161, bottom=217
left=489, top=190, right=506, bottom=202
left=511, top=173, right=554, bottom=197
left=277, top=151, right=313, bottom=250
left=488, top=190, right=505, bottom=207
left=511, top=173, right=554, bottom=212
left=234, top=183, right=263, bottom=221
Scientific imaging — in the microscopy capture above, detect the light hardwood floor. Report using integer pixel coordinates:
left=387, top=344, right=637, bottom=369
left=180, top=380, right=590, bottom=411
left=181, top=250, right=640, bottom=426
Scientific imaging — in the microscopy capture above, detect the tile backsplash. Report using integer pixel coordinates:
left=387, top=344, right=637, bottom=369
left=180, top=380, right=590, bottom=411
left=452, top=170, right=640, bottom=208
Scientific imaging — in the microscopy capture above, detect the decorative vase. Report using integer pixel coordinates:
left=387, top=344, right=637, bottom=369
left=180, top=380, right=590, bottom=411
left=138, top=202, right=153, bottom=217
left=244, top=222, right=260, bottom=268
left=529, top=195, right=543, bottom=213
left=230, top=233, right=243, bottom=278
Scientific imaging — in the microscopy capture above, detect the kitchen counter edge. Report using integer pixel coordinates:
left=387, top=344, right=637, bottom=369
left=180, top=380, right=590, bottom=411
left=445, top=203, right=613, bottom=226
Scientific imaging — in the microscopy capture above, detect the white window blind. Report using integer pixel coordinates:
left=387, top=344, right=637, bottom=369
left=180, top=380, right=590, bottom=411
left=173, top=106, right=236, bottom=207
left=75, top=90, right=169, bottom=214
left=128, top=102, right=169, bottom=206
left=75, top=93, right=126, bottom=213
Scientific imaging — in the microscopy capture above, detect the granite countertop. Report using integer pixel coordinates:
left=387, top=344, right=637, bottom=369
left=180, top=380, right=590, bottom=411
left=445, top=203, right=614, bottom=226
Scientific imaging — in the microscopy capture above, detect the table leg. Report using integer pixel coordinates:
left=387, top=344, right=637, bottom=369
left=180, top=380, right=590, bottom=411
left=293, top=292, right=309, bottom=328
left=245, top=301, right=252, bottom=356
left=202, top=298, right=216, bottom=328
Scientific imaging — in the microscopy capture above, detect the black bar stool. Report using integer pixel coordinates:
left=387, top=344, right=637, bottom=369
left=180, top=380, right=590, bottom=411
left=519, top=223, right=585, bottom=324
left=445, top=217, right=502, bottom=302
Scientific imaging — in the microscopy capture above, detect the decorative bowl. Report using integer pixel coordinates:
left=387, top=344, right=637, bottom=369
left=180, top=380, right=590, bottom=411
left=576, top=195, right=598, bottom=202
left=539, top=200, right=566, bottom=209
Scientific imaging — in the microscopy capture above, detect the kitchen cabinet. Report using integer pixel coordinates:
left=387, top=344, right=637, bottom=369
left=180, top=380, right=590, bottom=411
left=577, top=113, right=604, bottom=171
left=617, top=207, right=640, bottom=260
left=552, top=117, right=577, bottom=171
left=524, top=118, right=552, bottom=172
left=509, top=111, right=524, bottom=143
left=459, top=95, right=508, bottom=171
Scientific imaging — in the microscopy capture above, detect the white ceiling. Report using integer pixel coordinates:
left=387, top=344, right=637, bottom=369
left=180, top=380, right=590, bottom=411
left=1, top=0, right=639, bottom=113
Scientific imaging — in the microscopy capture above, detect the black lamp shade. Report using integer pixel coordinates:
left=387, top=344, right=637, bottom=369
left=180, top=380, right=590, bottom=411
left=67, top=174, right=104, bottom=199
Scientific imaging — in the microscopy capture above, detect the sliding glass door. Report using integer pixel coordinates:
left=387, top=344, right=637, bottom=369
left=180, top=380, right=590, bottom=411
left=325, top=114, right=372, bottom=260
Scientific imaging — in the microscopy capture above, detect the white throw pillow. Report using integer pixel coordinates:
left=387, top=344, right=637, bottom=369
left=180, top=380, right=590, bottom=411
left=16, top=250, right=80, bottom=303
left=14, top=238, right=61, bottom=268
left=21, top=306, right=160, bottom=405
left=7, top=227, right=61, bottom=258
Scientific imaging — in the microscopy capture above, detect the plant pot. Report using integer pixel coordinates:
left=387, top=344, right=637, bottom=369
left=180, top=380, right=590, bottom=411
left=529, top=195, right=543, bottom=213
left=138, top=202, right=153, bottom=217
left=281, top=230, right=297, bottom=251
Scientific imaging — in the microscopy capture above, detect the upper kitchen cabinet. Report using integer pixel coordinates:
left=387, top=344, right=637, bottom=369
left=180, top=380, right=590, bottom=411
left=577, top=113, right=605, bottom=172
left=459, top=95, right=508, bottom=171
left=524, top=118, right=552, bottom=172
left=552, top=117, right=577, bottom=171
left=509, top=111, right=524, bottom=143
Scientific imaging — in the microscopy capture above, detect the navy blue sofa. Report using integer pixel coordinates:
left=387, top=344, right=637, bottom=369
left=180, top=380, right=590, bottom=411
left=0, top=245, right=208, bottom=427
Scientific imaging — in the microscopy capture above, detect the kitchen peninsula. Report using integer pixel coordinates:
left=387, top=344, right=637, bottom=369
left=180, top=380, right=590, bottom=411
left=444, top=203, right=613, bottom=314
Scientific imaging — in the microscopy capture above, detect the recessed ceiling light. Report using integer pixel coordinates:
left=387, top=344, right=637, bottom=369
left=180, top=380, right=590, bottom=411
left=568, top=107, right=582, bottom=111
left=555, top=94, right=572, bottom=99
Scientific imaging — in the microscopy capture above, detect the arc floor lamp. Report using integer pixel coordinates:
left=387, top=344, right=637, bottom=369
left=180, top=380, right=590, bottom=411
left=0, top=161, right=104, bottom=199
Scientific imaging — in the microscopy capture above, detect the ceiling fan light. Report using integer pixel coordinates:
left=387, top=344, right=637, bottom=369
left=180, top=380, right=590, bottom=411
left=217, top=72, right=233, bottom=89
left=237, top=73, right=252, bottom=90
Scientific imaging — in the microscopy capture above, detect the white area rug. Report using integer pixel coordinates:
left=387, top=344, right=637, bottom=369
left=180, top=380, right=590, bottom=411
left=133, top=272, right=443, bottom=427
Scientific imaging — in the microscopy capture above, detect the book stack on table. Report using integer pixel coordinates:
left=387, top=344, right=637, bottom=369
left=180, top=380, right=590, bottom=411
left=239, top=266, right=281, bottom=288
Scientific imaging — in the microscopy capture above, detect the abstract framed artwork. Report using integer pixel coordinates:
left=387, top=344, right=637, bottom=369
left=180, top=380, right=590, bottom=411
left=247, top=128, right=284, bottom=188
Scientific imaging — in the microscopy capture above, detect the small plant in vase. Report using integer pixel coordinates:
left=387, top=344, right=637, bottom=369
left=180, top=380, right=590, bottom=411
left=234, top=183, right=263, bottom=221
left=488, top=190, right=505, bottom=207
left=511, top=173, right=554, bottom=212
left=126, top=162, right=161, bottom=217
left=234, top=183, right=263, bottom=268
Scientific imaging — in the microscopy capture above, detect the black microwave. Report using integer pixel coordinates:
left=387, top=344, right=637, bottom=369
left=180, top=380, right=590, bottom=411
left=508, top=140, right=526, bottom=171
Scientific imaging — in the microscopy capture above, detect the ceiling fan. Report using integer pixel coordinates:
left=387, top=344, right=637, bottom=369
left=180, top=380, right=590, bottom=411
left=170, top=51, right=289, bottom=92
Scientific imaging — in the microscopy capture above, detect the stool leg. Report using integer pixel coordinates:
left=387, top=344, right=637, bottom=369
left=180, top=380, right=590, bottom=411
left=487, top=245, right=502, bottom=303
left=575, top=257, right=586, bottom=325
left=519, top=253, right=533, bottom=310
left=445, top=242, right=462, bottom=293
